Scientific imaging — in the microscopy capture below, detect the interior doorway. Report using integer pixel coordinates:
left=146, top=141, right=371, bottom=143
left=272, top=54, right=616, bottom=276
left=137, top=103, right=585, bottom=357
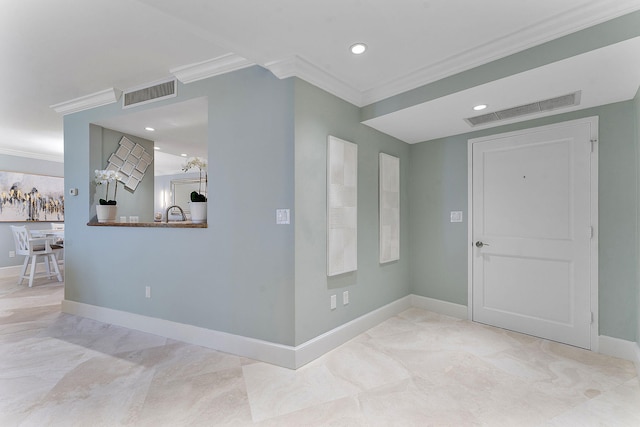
left=467, top=117, right=598, bottom=349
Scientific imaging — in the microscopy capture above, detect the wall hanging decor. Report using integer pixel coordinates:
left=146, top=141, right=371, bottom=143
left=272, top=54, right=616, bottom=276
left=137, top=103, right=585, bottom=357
left=106, top=136, right=152, bottom=191
left=379, top=153, right=400, bottom=263
left=327, top=136, right=358, bottom=276
left=0, top=171, right=64, bottom=222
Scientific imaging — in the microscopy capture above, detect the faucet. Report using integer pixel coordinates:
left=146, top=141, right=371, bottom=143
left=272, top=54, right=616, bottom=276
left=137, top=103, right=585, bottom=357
left=165, top=205, right=186, bottom=222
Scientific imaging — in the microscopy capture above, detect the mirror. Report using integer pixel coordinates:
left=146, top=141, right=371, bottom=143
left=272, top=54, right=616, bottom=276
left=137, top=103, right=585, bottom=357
left=170, top=178, right=200, bottom=214
left=92, top=97, right=208, bottom=222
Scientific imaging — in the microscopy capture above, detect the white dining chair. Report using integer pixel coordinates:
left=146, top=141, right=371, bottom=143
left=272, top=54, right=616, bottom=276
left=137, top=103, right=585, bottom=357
left=50, top=222, right=65, bottom=264
left=10, top=225, right=63, bottom=287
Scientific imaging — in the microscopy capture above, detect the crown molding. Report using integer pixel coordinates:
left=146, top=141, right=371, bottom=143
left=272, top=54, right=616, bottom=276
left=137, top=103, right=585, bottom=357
left=265, top=56, right=364, bottom=107
left=171, top=53, right=255, bottom=84
left=361, top=0, right=640, bottom=105
left=0, top=147, right=63, bottom=163
left=50, top=88, right=122, bottom=115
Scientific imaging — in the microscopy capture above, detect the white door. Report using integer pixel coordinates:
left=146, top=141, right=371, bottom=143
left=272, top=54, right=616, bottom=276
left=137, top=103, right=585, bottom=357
left=470, top=118, right=597, bottom=349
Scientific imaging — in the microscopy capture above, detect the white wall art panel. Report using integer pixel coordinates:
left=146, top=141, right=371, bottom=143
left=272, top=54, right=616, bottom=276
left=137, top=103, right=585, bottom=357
left=379, top=153, right=400, bottom=263
left=107, top=136, right=153, bottom=191
left=327, top=136, right=358, bottom=276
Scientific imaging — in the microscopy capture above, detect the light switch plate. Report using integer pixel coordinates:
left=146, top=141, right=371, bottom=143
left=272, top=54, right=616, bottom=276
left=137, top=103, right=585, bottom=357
left=450, top=211, right=463, bottom=223
left=276, top=209, right=290, bottom=225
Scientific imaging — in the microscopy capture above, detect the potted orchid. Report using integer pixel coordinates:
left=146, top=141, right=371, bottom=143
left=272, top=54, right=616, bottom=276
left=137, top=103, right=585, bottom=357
left=94, top=169, right=121, bottom=222
left=182, top=157, right=207, bottom=202
left=182, top=157, right=207, bottom=223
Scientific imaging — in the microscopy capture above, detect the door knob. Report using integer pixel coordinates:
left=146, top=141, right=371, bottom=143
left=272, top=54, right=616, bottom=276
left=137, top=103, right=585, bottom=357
left=475, top=241, right=489, bottom=248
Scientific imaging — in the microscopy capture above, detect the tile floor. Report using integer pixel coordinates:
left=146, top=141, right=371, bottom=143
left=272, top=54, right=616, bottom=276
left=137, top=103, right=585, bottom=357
left=1, top=276, right=639, bottom=426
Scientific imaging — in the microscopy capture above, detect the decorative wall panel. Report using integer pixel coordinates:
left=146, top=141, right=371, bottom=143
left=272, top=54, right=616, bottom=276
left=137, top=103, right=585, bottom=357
left=106, top=136, right=153, bottom=191
left=327, top=136, right=358, bottom=276
left=379, top=153, right=400, bottom=263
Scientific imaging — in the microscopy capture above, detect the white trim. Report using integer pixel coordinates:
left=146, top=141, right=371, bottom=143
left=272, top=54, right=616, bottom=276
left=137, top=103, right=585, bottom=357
left=0, top=265, right=24, bottom=278
left=0, top=262, right=63, bottom=279
left=411, top=294, right=468, bottom=320
left=598, top=335, right=640, bottom=364
left=62, top=300, right=297, bottom=368
left=264, top=1, right=640, bottom=107
left=0, top=147, right=63, bottom=163
left=467, top=117, right=599, bottom=350
left=170, top=53, right=255, bottom=84
left=61, top=296, right=411, bottom=370
left=589, top=119, right=600, bottom=352
left=295, top=296, right=411, bottom=368
left=61, top=295, right=636, bottom=370
left=50, top=88, right=122, bottom=115
left=265, top=55, right=364, bottom=107
left=361, top=0, right=640, bottom=105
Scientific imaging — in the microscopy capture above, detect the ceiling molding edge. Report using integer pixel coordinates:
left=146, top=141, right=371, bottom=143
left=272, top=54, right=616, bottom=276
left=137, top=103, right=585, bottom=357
left=0, top=147, right=63, bottom=163
left=266, top=56, right=364, bottom=107
left=171, top=53, right=255, bottom=84
left=50, top=88, right=122, bottom=115
left=361, top=0, right=640, bottom=106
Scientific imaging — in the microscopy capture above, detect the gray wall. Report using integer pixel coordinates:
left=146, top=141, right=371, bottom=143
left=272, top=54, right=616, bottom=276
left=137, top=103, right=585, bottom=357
left=89, top=126, right=154, bottom=222
left=64, top=66, right=296, bottom=345
left=59, top=9, right=640, bottom=348
left=294, top=79, right=410, bottom=345
left=409, top=102, right=639, bottom=341
left=0, top=155, right=64, bottom=269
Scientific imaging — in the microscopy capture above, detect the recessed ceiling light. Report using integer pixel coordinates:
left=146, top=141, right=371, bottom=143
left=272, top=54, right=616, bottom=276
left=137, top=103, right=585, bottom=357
left=180, top=153, right=187, bottom=157
left=350, top=43, right=367, bottom=55
left=145, top=127, right=155, bottom=131
left=473, top=104, right=488, bottom=111
left=154, top=146, right=160, bottom=150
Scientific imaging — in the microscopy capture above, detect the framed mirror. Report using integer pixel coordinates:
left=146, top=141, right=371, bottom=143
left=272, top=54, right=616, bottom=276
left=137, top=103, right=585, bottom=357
left=170, top=178, right=200, bottom=214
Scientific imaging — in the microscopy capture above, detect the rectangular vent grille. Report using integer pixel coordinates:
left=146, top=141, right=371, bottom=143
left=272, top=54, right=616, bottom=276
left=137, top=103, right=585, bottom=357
left=123, top=79, right=177, bottom=108
left=465, top=91, right=581, bottom=127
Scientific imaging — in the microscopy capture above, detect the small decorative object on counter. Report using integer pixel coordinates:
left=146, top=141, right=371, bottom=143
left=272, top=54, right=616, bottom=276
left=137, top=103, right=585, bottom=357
left=95, top=169, right=121, bottom=223
left=182, top=157, right=207, bottom=223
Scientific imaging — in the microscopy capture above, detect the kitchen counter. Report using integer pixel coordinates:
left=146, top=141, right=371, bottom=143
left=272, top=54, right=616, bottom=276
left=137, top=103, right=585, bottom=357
left=87, top=221, right=207, bottom=228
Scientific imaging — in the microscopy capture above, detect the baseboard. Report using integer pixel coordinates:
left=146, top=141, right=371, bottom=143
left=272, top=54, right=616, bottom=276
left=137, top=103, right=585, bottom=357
left=0, top=265, right=22, bottom=278
left=294, top=295, right=412, bottom=368
left=62, top=300, right=297, bottom=369
left=0, top=262, right=64, bottom=279
left=62, top=295, right=413, bottom=369
left=410, top=294, right=468, bottom=319
left=598, top=335, right=640, bottom=366
left=61, top=295, right=640, bottom=373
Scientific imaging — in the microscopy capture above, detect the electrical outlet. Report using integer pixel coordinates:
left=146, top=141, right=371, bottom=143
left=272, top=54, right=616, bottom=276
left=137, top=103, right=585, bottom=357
left=330, top=294, right=337, bottom=310
left=343, top=291, right=349, bottom=305
left=145, top=286, right=151, bottom=298
left=8, top=250, right=15, bottom=258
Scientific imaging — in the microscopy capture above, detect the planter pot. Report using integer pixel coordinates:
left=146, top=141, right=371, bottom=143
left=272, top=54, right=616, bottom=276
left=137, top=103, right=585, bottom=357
left=189, top=201, right=207, bottom=223
left=96, top=204, right=117, bottom=223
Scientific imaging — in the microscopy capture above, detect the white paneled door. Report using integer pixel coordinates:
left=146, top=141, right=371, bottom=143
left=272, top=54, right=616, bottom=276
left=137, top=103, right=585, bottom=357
left=470, top=118, right=597, bottom=349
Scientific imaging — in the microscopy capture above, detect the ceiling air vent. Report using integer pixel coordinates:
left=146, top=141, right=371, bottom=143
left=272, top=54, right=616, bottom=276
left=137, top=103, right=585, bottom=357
left=123, top=79, right=177, bottom=109
left=465, top=91, right=581, bottom=127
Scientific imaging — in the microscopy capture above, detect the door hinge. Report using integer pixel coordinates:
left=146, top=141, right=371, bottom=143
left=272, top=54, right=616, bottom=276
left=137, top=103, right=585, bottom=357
left=590, top=139, right=597, bottom=153
left=591, top=312, right=595, bottom=324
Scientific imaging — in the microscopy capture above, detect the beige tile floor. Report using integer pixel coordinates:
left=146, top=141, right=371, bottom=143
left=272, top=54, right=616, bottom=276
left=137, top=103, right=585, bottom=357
left=1, top=275, right=639, bottom=426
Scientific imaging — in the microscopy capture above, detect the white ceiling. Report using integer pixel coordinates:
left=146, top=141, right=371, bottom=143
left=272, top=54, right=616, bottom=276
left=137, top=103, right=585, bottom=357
left=2, top=0, right=640, bottom=162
